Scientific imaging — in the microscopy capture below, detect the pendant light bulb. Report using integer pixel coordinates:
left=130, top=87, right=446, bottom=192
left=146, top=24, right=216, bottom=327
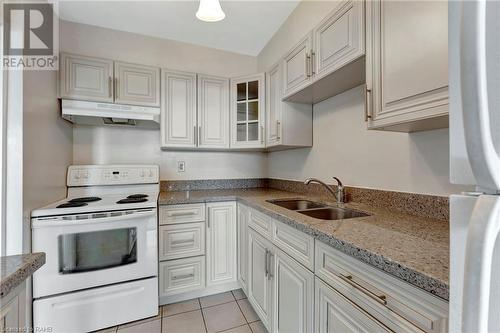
left=196, top=0, right=226, bottom=22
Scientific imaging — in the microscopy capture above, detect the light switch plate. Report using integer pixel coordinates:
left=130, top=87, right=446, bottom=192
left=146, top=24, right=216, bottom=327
left=177, top=161, right=186, bottom=172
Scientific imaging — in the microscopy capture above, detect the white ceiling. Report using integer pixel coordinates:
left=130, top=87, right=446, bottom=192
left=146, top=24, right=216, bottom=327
left=59, top=1, right=300, bottom=56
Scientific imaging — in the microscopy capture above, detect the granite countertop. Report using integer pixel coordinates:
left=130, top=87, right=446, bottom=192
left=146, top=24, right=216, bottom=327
left=1, top=253, right=45, bottom=298
left=159, top=188, right=449, bottom=300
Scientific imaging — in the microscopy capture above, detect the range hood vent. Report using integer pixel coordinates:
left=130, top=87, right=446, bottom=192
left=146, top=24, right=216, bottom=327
left=61, top=99, right=160, bottom=129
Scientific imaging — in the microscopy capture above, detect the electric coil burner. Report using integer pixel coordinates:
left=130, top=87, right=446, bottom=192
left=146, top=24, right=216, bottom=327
left=127, top=194, right=148, bottom=199
left=117, top=197, right=148, bottom=204
left=56, top=202, right=88, bottom=208
left=68, top=196, right=102, bottom=203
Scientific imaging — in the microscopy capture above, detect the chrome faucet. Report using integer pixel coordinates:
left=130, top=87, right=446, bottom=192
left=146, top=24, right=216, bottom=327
left=304, top=177, right=345, bottom=204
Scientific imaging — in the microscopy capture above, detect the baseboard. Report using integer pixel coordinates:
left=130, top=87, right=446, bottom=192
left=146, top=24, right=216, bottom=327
left=159, top=281, right=241, bottom=305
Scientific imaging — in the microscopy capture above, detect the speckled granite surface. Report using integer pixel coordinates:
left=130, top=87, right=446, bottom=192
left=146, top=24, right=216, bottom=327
left=1, top=253, right=45, bottom=298
left=159, top=188, right=449, bottom=300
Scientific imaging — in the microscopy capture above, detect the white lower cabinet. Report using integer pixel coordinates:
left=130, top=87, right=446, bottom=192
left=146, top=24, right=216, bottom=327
left=272, top=247, right=314, bottom=333
left=315, top=277, right=390, bottom=333
left=159, top=256, right=206, bottom=297
left=206, top=202, right=237, bottom=286
left=237, top=204, right=249, bottom=293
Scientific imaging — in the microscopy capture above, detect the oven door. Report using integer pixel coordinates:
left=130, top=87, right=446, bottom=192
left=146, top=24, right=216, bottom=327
left=32, top=209, right=157, bottom=299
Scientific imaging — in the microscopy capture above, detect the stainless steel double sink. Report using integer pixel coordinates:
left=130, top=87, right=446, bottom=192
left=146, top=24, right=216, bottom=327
left=266, top=199, right=370, bottom=221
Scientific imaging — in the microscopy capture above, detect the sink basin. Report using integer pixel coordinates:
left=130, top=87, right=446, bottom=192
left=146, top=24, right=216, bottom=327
left=267, top=199, right=325, bottom=211
left=298, top=207, right=370, bottom=220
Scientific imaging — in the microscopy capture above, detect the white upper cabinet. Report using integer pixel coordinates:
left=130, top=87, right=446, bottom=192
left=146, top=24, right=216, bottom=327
left=60, top=53, right=114, bottom=103
left=313, top=0, right=365, bottom=80
left=266, top=63, right=312, bottom=150
left=282, top=0, right=365, bottom=104
left=282, top=33, right=313, bottom=98
left=161, top=70, right=197, bottom=148
left=230, top=74, right=266, bottom=149
left=206, top=202, right=237, bottom=287
left=114, top=61, right=160, bottom=107
left=197, top=75, right=230, bottom=149
left=366, top=0, right=448, bottom=132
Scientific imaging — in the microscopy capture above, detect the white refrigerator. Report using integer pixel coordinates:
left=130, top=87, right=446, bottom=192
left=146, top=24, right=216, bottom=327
left=449, top=1, right=500, bottom=332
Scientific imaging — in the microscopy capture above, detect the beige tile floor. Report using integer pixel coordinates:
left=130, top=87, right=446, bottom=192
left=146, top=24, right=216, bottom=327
left=94, top=289, right=268, bottom=333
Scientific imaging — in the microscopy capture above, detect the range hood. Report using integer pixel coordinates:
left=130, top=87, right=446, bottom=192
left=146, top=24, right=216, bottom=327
left=61, top=99, right=161, bottom=129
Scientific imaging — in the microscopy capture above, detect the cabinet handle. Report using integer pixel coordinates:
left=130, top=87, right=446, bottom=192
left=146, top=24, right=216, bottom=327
left=108, top=77, right=112, bottom=97
left=194, top=126, right=197, bottom=146
left=260, top=126, right=264, bottom=144
left=365, top=86, right=372, bottom=122
left=168, top=211, right=197, bottom=217
left=171, top=238, right=195, bottom=246
left=207, top=207, right=210, bottom=228
left=305, top=53, right=311, bottom=78
left=198, top=126, right=202, bottom=145
left=276, top=121, right=281, bottom=141
left=114, top=77, right=118, bottom=99
left=338, top=273, right=387, bottom=305
left=267, top=252, right=274, bottom=280
left=311, top=51, right=316, bottom=75
left=264, top=249, right=269, bottom=278
left=172, top=273, right=195, bottom=281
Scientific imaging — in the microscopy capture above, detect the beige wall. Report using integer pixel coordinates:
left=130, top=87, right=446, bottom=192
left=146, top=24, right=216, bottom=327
left=23, top=70, right=73, bottom=243
left=62, top=21, right=266, bottom=180
left=258, top=1, right=468, bottom=195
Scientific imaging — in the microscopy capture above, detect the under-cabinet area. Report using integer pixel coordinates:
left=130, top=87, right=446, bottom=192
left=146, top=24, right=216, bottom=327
left=156, top=199, right=449, bottom=333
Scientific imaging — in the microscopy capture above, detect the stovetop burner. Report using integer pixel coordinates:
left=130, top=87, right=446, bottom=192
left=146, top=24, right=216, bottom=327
left=127, top=194, right=148, bottom=199
left=68, top=196, right=102, bottom=203
left=57, top=202, right=88, bottom=208
left=117, top=197, right=149, bottom=204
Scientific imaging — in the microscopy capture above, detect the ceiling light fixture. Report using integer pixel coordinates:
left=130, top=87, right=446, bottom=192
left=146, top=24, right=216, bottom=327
left=196, top=0, right=226, bottom=22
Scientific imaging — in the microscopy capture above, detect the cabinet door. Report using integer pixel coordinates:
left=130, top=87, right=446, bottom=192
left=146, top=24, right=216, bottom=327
left=206, top=202, right=237, bottom=286
left=161, top=70, right=197, bottom=148
left=282, top=33, right=313, bottom=98
left=366, top=0, right=448, bottom=131
left=198, top=75, right=230, bottom=149
left=0, top=294, right=19, bottom=333
left=60, top=53, right=114, bottom=102
left=272, top=249, right=314, bottom=333
left=237, top=204, right=249, bottom=292
left=266, top=63, right=282, bottom=147
left=114, top=61, right=160, bottom=107
left=315, top=278, right=391, bottom=333
left=230, top=74, right=266, bottom=149
left=313, top=0, right=365, bottom=81
left=247, top=229, right=273, bottom=330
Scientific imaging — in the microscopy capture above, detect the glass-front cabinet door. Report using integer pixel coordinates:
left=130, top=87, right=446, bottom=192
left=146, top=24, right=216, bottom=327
left=230, top=74, right=265, bottom=148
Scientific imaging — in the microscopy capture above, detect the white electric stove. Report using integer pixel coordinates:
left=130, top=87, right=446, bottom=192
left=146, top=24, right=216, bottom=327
left=32, top=165, right=160, bottom=333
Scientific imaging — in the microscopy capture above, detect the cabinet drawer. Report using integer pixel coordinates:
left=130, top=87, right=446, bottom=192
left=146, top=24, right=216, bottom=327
left=248, top=208, right=272, bottom=239
left=159, top=222, right=205, bottom=261
left=159, top=256, right=205, bottom=297
left=272, top=220, right=315, bottom=271
left=315, top=241, right=448, bottom=333
left=160, top=204, right=206, bottom=225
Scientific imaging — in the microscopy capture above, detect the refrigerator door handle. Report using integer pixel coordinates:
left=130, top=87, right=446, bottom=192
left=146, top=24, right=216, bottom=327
left=462, top=195, right=500, bottom=332
left=460, top=1, right=500, bottom=191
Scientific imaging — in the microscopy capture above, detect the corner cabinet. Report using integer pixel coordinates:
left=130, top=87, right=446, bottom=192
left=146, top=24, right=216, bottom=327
left=282, top=0, right=365, bottom=104
left=161, top=70, right=197, bottom=148
left=365, top=0, right=448, bottom=132
left=266, top=63, right=312, bottom=150
left=230, top=74, right=266, bottom=149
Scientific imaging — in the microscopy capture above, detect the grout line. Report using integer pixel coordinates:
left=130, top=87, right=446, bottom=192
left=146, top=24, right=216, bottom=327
left=218, top=324, right=249, bottom=333
left=234, top=298, right=248, bottom=324
left=199, top=298, right=209, bottom=333
left=200, top=298, right=237, bottom=310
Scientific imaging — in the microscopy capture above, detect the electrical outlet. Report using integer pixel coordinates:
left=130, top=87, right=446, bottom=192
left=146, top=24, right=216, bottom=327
left=177, top=161, right=186, bottom=172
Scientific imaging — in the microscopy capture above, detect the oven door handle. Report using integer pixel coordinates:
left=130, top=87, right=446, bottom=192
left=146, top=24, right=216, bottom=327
left=31, top=209, right=156, bottom=228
